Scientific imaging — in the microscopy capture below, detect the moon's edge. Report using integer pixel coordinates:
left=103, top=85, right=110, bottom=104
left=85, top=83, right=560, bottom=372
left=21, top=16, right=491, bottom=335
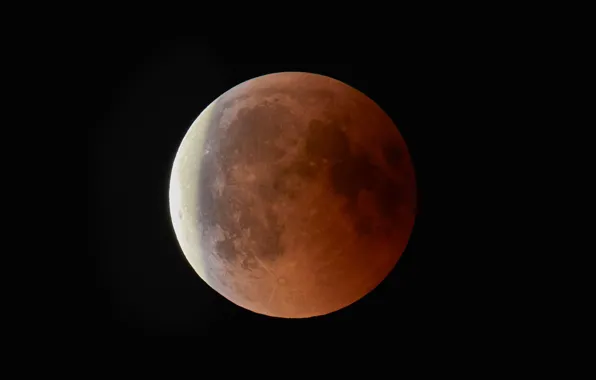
left=169, top=99, right=219, bottom=284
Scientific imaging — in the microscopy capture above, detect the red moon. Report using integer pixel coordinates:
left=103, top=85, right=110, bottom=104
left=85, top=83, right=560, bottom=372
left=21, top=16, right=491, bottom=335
left=169, top=72, right=416, bottom=318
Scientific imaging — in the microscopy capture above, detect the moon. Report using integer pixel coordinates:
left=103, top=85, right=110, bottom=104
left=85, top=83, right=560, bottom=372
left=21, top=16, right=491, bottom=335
left=169, top=72, right=416, bottom=318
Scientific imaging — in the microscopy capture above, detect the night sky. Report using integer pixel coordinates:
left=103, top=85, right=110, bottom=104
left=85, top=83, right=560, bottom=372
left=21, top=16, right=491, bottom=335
left=86, top=35, right=494, bottom=341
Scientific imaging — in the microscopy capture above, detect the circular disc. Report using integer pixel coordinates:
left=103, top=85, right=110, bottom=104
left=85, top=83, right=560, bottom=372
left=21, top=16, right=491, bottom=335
left=169, top=72, right=416, bottom=318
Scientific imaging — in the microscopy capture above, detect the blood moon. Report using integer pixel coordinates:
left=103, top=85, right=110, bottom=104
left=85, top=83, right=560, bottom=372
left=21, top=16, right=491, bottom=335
left=169, top=72, right=416, bottom=318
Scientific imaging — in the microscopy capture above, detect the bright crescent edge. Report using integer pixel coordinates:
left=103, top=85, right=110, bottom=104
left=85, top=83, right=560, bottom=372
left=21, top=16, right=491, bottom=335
left=169, top=99, right=219, bottom=283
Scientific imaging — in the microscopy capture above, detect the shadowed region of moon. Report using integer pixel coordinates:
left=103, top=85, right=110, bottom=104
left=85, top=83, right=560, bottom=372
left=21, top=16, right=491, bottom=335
left=169, top=72, right=416, bottom=318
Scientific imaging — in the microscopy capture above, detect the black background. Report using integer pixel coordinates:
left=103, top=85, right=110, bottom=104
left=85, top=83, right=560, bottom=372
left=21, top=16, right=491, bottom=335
left=86, top=35, right=494, bottom=341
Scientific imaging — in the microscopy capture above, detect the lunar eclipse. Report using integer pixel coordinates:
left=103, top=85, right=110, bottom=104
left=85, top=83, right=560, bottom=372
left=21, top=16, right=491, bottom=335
left=169, top=72, right=416, bottom=318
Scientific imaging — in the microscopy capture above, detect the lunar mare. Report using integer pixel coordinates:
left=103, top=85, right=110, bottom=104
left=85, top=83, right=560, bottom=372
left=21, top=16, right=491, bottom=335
left=169, top=72, right=416, bottom=318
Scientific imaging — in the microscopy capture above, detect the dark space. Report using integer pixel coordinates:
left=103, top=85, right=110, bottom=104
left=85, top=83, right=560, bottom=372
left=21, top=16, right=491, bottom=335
left=86, top=35, right=495, bottom=342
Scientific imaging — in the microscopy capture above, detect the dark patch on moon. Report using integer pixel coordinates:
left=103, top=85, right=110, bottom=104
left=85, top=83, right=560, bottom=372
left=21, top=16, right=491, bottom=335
left=354, top=217, right=373, bottom=235
left=240, top=256, right=259, bottom=271
left=329, top=157, right=377, bottom=199
left=382, top=144, right=405, bottom=170
left=305, top=119, right=350, bottom=163
left=302, top=117, right=405, bottom=237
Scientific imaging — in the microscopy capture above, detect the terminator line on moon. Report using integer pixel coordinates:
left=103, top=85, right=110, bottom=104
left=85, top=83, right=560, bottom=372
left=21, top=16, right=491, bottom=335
left=169, top=72, right=416, bottom=318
